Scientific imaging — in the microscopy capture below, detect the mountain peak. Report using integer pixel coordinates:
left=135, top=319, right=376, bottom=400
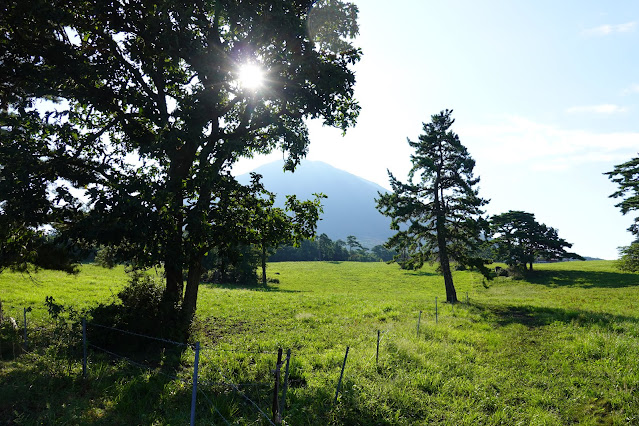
left=237, top=160, right=393, bottom=246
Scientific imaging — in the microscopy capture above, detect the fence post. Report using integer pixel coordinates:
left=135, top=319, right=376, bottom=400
left=82, top=318, right=87, bottom=379
left=376, top=330, right=380, bottom=367
left=279, top=349, right=291, bottom=420
left=272, top=348, right=283, bottom=424
left=417, top=311, right=422, bottom=337
left=190, top=342, right=200, bottom=426
left=435, top=297, right=438, bottom=324
left=23, top=307, right=28, bottom=351
left=334, top=346, right=349, bottom=404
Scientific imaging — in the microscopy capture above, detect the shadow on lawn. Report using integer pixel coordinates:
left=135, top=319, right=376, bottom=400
left=525, top=268, right=639, bottom=289
left=478, top=303, right=639, bottom=330
left=0, top=356, right=198, bottom=425
left=200, top=282, right=303, bottom=293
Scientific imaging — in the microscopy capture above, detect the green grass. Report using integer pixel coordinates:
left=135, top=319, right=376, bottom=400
left=1, top=260, right=639, bottom=424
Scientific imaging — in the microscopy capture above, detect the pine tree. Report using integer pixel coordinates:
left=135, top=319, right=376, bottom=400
left=376, top=110, right=489, bottom=302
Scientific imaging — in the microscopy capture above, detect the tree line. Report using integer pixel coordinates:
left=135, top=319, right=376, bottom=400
left=1, top=1, right=638, bottom=338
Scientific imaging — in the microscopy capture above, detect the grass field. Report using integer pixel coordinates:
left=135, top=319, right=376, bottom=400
left=1, top=260, right=638, bottom=424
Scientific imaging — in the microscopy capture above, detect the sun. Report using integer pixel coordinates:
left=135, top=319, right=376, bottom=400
left=238, top=63, right=265, bottom=91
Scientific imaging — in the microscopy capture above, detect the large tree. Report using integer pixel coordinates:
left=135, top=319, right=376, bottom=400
left=606, top=154, right=639, bottom=271
left=0, top=0, right=360, bottom=322
left=376, top=110, right=489, bottom=303
left=490, top=210, right=582, bottom=271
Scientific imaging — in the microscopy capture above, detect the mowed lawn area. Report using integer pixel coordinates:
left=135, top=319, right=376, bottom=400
left=1, top=260, right=638, bottom=424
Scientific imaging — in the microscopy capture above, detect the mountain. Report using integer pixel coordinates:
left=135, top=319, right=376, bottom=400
left=237, top=160, right=394, bottom=247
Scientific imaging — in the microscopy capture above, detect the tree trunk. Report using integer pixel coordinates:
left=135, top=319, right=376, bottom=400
left=529, top=262, right=533, bottom=271
left=435, top=213, right=457, bottom=303
left=261, top=242, right=267, bottom=286
left=182, top=256, right=203, bottom=322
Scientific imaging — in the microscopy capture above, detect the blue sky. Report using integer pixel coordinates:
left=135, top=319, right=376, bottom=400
left=236, top=0, right=639, bottom=260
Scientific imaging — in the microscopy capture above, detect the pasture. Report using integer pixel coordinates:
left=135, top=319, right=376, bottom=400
left=1, top=260, right=638, bottom=424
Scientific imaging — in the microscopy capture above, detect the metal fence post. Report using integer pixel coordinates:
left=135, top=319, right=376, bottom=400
left=334, top=346, right=349, bottom=404
left=23, top=308, right=28, bottom=351
left=376, top=330, right=380, bottom=367
left=279, top=349, right=291, bottom=421
left=435, top=297, right=438, bottom=324
left=272, top=348, right=283, bottom=424
left=190, top=342, right=200, bottom=426
left=82, top=318, right=87, bottom=378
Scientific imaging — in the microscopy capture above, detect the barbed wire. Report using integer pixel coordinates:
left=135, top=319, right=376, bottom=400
left=218, top=368, right=275, bottom=426
left=87, top=322, right=191, bottom=348
left=197, top=388, right=232, bottom=426
left=200, top=345, right=279, bottom=355
left=88, top=343, right=187, bottom=383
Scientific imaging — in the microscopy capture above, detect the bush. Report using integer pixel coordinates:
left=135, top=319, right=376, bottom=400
left=94, top=245, right=118, bottom=269
left=617, top=243, right=639, bottom=272
left=88, top=270, right=185, bottom=352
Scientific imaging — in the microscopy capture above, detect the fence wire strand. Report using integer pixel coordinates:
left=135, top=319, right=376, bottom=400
left=219, top=368, right=276, bottom=426
left=87, top=343, right=187, bottom=383
left=87, top=322, right=190, bottom=348
left=198, top=388, right=232, bottom=426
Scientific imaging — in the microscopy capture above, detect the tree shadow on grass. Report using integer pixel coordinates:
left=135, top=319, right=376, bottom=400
left=404, top=270, right=438, bottom=277
left=199, top=282, right=304, bottom=293
left=524, top=269, right=639, bottom=289
left=476, top=302, right=639, bottom=331
left=0, top=354, right=201, bottom=425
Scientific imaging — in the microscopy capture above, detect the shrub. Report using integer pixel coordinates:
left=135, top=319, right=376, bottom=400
left=617, top=243, right=639, bottom=272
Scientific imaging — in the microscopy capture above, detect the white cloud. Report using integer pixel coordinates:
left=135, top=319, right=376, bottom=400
left=566, top=104, right=627, bottom=114
left=623, top=83, right=639, bottom=95
left=583, top=21, right=636, bottom=36
left=458, top=115, right=639, bottom=171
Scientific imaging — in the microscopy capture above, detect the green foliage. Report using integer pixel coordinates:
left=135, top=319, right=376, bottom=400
left=606, top=155, right=639, bottom=237
left=617, top=242, right=639, bottom=272
left=0, top=0, right=361, bottom=321
left=2, top=261, right=639, bottom=424
left=88, top=269, right=182, bottom=346
left=490, top=210, right=582, bottom=270
left=376, top=110, right=490, bottom=302
left=93, top=245, right=119, bottom=269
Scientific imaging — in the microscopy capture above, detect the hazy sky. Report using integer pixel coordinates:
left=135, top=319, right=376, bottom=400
left=235, top=0, right=639, bottom=260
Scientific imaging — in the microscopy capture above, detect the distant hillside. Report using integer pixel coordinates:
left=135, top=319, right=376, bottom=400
left=237, top=160, right=394, bottom=247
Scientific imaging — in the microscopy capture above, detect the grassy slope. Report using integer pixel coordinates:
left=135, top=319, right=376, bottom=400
left=1, top=260, right=638, bottom=425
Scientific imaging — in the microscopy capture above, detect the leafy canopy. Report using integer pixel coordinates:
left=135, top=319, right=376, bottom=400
left=0, top=0, right=361, bottom=320
left=607, top=155, right=639, bottom=272
left=490, top=210, right=582, bottom=271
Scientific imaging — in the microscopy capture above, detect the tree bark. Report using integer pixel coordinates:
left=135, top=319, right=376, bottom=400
left=164, top=187, right=184, bottom=306
left=435, top=212, right=457, bottom=303
left=182, top=256, right=203, bottom=322
left=261, top=241, right=267, bottom=286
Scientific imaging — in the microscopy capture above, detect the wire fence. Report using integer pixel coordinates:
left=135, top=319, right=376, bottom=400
left=0, top=295, right=475, bottom=424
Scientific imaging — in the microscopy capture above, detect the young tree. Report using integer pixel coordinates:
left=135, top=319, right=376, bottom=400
left=606, top=155, right=639, bottom=271
left=251, top=183, right=324, bottom=286
left=490, top=210, right=582, bottom=271
left=376, top=110, right=489, bottom=303
left=346, top=235, right=363, bottom=257
left=0, top=0, right=360, bottom=324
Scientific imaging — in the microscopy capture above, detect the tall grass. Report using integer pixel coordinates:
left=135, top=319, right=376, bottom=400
left=1, top=260, right=638, bottom=424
